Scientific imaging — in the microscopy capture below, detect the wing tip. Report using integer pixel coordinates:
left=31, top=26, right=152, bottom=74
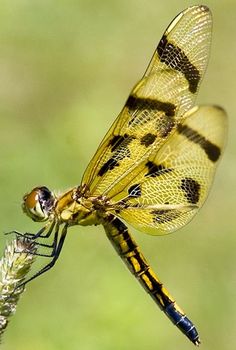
left=186, top=4, right=210, bottom=13
left=212, top=104, right=227, bottom=115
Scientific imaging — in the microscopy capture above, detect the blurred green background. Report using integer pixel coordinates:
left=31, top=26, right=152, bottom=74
left=0, top=1, right=235, bottom=349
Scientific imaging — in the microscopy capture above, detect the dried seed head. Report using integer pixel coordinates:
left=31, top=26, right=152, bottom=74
left=0, top=238, right=37, bottom=341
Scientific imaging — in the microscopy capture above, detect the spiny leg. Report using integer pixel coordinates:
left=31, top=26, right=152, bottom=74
left=103, top=214, right=200, bottom=346
left=9, top=222, right=59, bottom=257
left=21, top=222, right=60, bottom=257
left=33, top=221, right=56, bottom=239
left=6, top=221, right=56, bottom=240
left=16, top=223, right=68, bottom=289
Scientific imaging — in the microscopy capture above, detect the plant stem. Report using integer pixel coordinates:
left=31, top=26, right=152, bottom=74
left=0, top=237, right=37, bottom=340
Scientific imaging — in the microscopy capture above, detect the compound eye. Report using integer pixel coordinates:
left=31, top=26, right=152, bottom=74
left=22, top=186, right=55, bottom=222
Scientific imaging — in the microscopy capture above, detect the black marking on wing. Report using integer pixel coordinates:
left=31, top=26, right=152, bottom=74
left=127, top=95, right=176, bottom=126
left=180, top=177, right=200, bottom=204
left=98, top=134, right=135, bottom=176
left=109, top=134, right=135, bottom=152
left=157, top=35, right=200, bottom=94
left=98, top=148, right=131, bottom=176
left=140, top=133, right=157, bottom=147
left=128, top=183, right=142, bottom=198
left=98, top=158, right=120, bottom=176
left=145, top=161, right=173, bottom=178
left=110, top=134, right=136, bottom=152
left=109, top=134, right=128, bottom=152
left=157, top=116, right=175, bottom=138
left=177, top=124, right=221, bottom=162
left=151, top=209, right=180, bottom=224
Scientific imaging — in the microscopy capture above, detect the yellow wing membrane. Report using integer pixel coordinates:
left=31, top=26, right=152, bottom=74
left=82, top=6, right=212, bottom=196
left=113, top=105, right=227, bottom=234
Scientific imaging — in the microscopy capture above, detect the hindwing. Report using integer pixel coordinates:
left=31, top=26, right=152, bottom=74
left=111, top=106, right=227, bottom=234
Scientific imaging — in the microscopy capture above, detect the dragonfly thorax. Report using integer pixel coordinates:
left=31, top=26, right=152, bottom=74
left=55, top=186, right=107, bottom=226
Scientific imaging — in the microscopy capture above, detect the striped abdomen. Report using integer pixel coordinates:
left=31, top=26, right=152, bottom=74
left=103, top=215, right=200, bottom=345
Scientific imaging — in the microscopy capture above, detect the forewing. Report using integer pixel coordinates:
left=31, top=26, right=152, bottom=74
left=111, top=106, right=227, bottom=235
left=82, top=6, right=212, bottom=196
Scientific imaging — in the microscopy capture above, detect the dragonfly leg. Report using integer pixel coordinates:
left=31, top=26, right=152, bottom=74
left=32, top=221, right=56, bottom=239
left=5, top=230, right=36, bottom=238
left=11, top=223, right=59, bottom=257
left=16, top=223, right=68, bottom=289
left=5, top=221, right=55, bottom=240
left=19, top=223, right=60, bottom=257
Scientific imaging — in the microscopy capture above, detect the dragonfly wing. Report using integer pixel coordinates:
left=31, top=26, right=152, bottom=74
left=82, top=6, right=212, bottom=197
left=112, top=105, right=227, bottom=235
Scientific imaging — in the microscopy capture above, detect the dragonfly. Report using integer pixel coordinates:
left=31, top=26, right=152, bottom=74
left=17, top=5, right=227, bottom=346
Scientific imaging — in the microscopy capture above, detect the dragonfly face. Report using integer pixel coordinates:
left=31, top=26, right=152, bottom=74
left=22, top=186, right=55, bottom=222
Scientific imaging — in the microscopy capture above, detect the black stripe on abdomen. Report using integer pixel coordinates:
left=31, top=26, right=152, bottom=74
left=103, top=215, right=200, bottom=345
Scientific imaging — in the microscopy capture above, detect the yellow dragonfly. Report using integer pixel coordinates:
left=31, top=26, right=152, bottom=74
left=17, top=5, right=227, bottom=346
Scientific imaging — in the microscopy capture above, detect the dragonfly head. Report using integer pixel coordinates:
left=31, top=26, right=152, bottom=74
left=22, top=186, right=55, bottom=222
